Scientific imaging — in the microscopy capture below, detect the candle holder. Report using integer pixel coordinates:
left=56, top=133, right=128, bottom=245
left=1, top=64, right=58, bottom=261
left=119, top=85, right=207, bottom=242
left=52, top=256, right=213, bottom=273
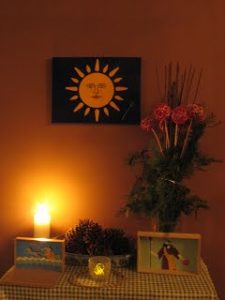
left=88, top=256, right=111, bottom=281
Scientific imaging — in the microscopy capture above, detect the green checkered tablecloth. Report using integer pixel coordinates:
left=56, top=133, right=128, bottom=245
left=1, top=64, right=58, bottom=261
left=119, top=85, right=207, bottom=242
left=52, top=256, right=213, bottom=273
left=0, top=260, right=219, bottom=300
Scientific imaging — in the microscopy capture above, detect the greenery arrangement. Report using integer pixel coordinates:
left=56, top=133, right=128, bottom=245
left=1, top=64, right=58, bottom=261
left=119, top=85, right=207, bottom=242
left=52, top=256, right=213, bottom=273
left=65, top=219, right=134, bottom=256
left=122, top=63, right=219, bottom=232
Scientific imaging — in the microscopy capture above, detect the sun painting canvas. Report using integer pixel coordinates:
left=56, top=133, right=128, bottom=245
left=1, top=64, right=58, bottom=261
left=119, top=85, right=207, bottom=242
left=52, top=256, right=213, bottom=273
left=52, top=57, right=141, bottom=124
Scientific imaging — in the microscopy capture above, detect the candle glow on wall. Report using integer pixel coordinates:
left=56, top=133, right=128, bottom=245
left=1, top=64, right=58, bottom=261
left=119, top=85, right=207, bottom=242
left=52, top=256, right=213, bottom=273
left=34, top=203, right=51, bottom=238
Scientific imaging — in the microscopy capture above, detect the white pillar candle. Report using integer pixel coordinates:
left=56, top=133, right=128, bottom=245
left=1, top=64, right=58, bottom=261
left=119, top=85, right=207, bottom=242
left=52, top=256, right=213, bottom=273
left=34, top=204, right=51, bottom=238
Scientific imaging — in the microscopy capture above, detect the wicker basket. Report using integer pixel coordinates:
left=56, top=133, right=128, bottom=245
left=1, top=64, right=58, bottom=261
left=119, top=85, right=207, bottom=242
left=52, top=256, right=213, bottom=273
left=65, top=252, right=132, bottom=267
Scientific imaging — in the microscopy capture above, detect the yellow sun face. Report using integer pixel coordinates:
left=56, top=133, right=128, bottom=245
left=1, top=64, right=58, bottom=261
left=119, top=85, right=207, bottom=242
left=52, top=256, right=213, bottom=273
left=65, top=59, right=128, bottom=122
left=79, top=73, right=114, bottom=108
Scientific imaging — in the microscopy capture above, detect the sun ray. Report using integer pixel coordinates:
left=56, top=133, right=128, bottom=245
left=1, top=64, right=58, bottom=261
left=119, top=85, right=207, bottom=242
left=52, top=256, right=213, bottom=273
left=115, top=86, right=128, bottom=92
left=84, top=107, right=91, bottom=116
left=110, top=101, right=120, bottom=111
left=74, top=67, right=85, bottom=78
left=109, top=67, right=119, bottom=77
left=114, top=77, right=123, bottom=83
left=95, top=59, right=100, bottom=72
left=70, top=95, right=79, bottom=101
left=114, top=95, right=124, bottom=101
left=86, top=65, right=91, bottom=73
left=103, top=107, right=109, bottom=116
left=71, top=77, right=79, bottom=84
left=73, top=102, right=84, bottom=112
left=95, top=109, right=100, bottom=122
left=66, top=86, right=78, bottom=92
left=103, top=65, right=109, bottom=73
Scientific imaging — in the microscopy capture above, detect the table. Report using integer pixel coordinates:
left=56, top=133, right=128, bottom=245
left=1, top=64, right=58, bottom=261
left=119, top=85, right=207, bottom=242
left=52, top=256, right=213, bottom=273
left=0, top=261, right=219, bottom=300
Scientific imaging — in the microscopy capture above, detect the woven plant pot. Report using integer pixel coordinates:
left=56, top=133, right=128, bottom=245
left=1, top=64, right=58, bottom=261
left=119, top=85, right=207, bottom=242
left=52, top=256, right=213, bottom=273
left=65, top=252, right=132, bottom=268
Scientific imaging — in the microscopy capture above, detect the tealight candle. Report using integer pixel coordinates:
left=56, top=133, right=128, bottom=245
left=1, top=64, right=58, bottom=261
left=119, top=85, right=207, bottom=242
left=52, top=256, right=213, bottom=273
left=88, top=256, right=111, bottom=281
left=34, top=203, right=51, bottom=238
left=94, top=263, right=105, bottom=275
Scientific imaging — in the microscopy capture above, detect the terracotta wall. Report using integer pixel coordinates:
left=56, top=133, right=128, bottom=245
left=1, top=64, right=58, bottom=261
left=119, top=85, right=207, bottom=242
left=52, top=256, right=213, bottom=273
left=0, top=0, right=225, bottom=297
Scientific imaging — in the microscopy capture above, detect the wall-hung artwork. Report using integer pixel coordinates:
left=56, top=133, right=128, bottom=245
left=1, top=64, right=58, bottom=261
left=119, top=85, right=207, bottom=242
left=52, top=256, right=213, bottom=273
left=137, top=231, right=201, bottom=275
left=52, top=57, right=141, bottom=124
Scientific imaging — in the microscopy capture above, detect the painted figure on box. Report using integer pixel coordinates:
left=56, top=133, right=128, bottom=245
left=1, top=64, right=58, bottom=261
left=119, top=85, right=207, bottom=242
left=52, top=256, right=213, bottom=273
left=157, top=241, right=189, bottom=271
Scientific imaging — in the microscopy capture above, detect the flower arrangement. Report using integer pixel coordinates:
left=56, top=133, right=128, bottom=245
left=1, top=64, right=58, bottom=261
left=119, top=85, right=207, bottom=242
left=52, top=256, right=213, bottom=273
left=122, top=63, right=219, bottom=232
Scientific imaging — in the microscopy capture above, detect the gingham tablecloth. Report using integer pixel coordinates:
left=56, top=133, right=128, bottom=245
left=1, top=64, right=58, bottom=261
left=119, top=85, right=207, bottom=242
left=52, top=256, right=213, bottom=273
left=0, top=260, right=219, bottom=300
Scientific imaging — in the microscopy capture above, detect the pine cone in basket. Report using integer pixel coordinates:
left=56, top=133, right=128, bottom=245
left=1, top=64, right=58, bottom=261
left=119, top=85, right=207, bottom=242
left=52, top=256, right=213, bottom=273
left=65, top=219, right=104, bottom=256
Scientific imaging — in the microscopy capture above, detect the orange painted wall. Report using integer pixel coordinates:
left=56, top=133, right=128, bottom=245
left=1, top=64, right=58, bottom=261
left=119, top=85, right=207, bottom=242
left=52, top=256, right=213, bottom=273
left=0, top=0, right=225, bottom=297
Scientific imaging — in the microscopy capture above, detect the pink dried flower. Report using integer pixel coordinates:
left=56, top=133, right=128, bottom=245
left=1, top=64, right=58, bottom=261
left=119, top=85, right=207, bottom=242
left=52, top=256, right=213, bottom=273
left=171, top=105, right=189, bottom=125
left=187, top=103, right=205, bottom=121
left=141, top=116, right=153, bottom=132
left=141, top=116, right=164, bottom=153
left=154, top=103, right=171, bottom=121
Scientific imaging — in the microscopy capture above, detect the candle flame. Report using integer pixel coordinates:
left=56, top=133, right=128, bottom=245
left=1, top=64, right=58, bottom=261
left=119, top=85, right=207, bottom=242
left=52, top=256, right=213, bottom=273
left=34, top=203, right=51, bottom=225
left=94, top=263, right=105, bottom=276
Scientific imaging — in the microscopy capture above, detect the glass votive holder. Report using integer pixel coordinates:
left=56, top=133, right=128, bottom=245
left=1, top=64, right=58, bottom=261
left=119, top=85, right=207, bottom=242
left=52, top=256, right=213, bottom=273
left=88, top=256, right=111, bottom=281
